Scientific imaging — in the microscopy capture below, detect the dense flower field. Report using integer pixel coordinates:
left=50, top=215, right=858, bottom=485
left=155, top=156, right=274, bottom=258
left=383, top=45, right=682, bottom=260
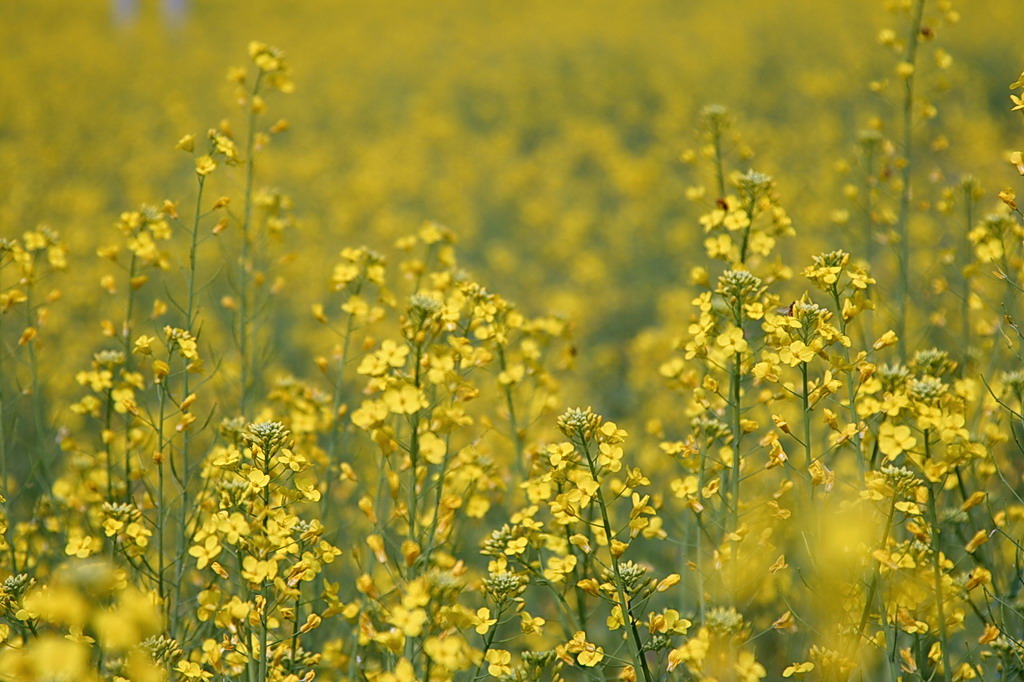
left=3, top=0, right=1024, bottom=680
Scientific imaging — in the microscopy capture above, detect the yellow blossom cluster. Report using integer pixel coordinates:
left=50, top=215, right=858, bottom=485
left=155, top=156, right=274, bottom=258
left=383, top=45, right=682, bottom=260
left=3, top=1, right=1024, bottom=681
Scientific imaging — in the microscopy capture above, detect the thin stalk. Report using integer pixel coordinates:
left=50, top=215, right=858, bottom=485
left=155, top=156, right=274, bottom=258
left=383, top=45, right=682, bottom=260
left=0, top=360, right=6, bottom=503
left=861, top=140, right=879, bottom=346
left=960, top=181, right=975, bottom=357
left=174, top=171, right=206, bottom=636
left=23, top=273, right=53, bottom=489
left=290, top=590, right=301, bottom=663
left=497, top=344, right=526, bottom=486
left=849, top=494, right=898, bottom=663
left=695, top=443, right=708, bottom=621
left=516, top=557, right=581, bottom=635
left=156, top=381, right=167, bottom=615
left=321, top=303, right=358, bottom=525
left=830, top=285, right=866, bottom=481
left=0, top=260, right=6, bottom=504
left=579, top=435, right=653, bottom=682
left=924, top=430, right=952, bottom=682
left=240, top=72, right=264, bottom=415
left=471, top=603, right=507, bottom=682
left=563, top=523, right=589, bottom=631
left=738, top=193, right=758, bottom=266
left=258, top=439, right=272, bottom=682
left=895, top=0, right=927, bottom=361
left=238, top=546, right=258, bottom=682
left=729, top=351, right=743, bottom=534
left=711, top=122, right=727, bottom=200
left=104, top=388, right=115, bottom=500
left=800, top=363, right=813, bottom=498
left=0, top=270, right=16, bottom=571
left=259, top=586, right=269, bottom=682
left=424, top=405, right=459, bottom=566
left=407, top=338, right=424, bottom=545
left=863, top=143, right=878, bottom=269
left=119, top=252, right=140, bottom=503
left=407, top=419, right=420, bottom=544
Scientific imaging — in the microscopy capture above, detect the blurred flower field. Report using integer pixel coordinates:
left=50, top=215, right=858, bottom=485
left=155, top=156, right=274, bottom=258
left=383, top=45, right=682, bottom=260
left=3, top=0, right=1024, bottom=680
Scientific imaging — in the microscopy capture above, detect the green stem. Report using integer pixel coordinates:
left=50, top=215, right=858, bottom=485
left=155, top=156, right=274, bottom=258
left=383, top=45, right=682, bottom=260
left=174, top=171, right=206, bottom=638
left=800, top=362, right=813, bottom=501
left=738, top=195, right=757, bottom=266
left=0, top=273, right=15, bottom=572
left=832, top=286, right=866, bottom=482
left=156, top=381, right=167, bottom=616
left=849, top=495, right=898, bottom=662
left=497, top=344, right=526, bottom=487
left=258, top=438, right=272, bottom=682
left=238, top=546, right=258, bottom=682
left=517, top=557, right=581, bottom=635
left=924, top=430, right=952, bottom=682
left=895, top=0, right=926, bottom=361
left=321, top=303, right=358, bottom=524
left=863, top=144, right=878, bottom=268
left=23, top=272, right=53, bottom=490
left=563, top=523, right=589, bottom=630
left=960, top=181, right=975, bottom=358
left=695, top=444, right=708, bottom=621
left=104, top=388, right=115, bottom=500
left=729, top=351, right=743, bottom=535
left=471, top=603, right=506, bottom=682
left=407, top=335, right=425, bottom=547
left=240, top=72, right=264, bottom=416
left=712, top=125, right=726, bottom=200
left=579, top=434, right=653, bottom=682
left=289, top=589, right=301, bottom=664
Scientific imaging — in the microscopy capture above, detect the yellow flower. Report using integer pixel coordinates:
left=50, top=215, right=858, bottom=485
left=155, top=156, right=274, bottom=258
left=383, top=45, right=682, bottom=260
left=735, top=651, right=767, bottom=681
left=878, top=422, right=917, bottom=459
left=717, top=326, right=748, bottom=354
left=895, top=61, right=915, bottom=78
left=188, top=535, right=222, bottom=569
left=504, top=537, right=528, bottom=556
left=542, top=555, right=577, bottom=583
left=351, top=399, right=388, bottom=428
left=783, top=662, right=815, bottom=677
left=485, top=649, right=512, bottom=676
left=566, top=631, right=604, bottom=666
left=424, top=636, right=469, bottom=670
left=577, top=647, right=604, bottom=667
left=175, top=133, right=196, bottom=153
left=667, top=629, right=710, bottom=671
left=247, top=468, right=271, bottom=488
left=873, top=329, right=898, bottom=350
left=241, top=556, right=279, bottom=584
left=64, top=534, right=100, bottom=559
left=704, top=233, right=734, bottom=259
left=779, top=340, right=816, bottom=366
left=547, top=442, right=575, bottom=469
left=473, top=607, right=496, bottom=635
left=195, top=154, right=217, bottom=176
left=133, top=334, right=155, bottom=355
left=520, top=611, right=545, bottom=634
left=390, top=606, right=427, bottom=637
left=597, top=442, right=623, bottom=472
left=419, top=432, right=447, bottom=464
left=607, top=605, right=625, bottom=630
left=965, top=529, right=990, bottom=553
left=650, top=608, right=691, bottom=635
left=383, top=384, right=428, bottom=414
left=176, top=661, right=212, bottom=680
